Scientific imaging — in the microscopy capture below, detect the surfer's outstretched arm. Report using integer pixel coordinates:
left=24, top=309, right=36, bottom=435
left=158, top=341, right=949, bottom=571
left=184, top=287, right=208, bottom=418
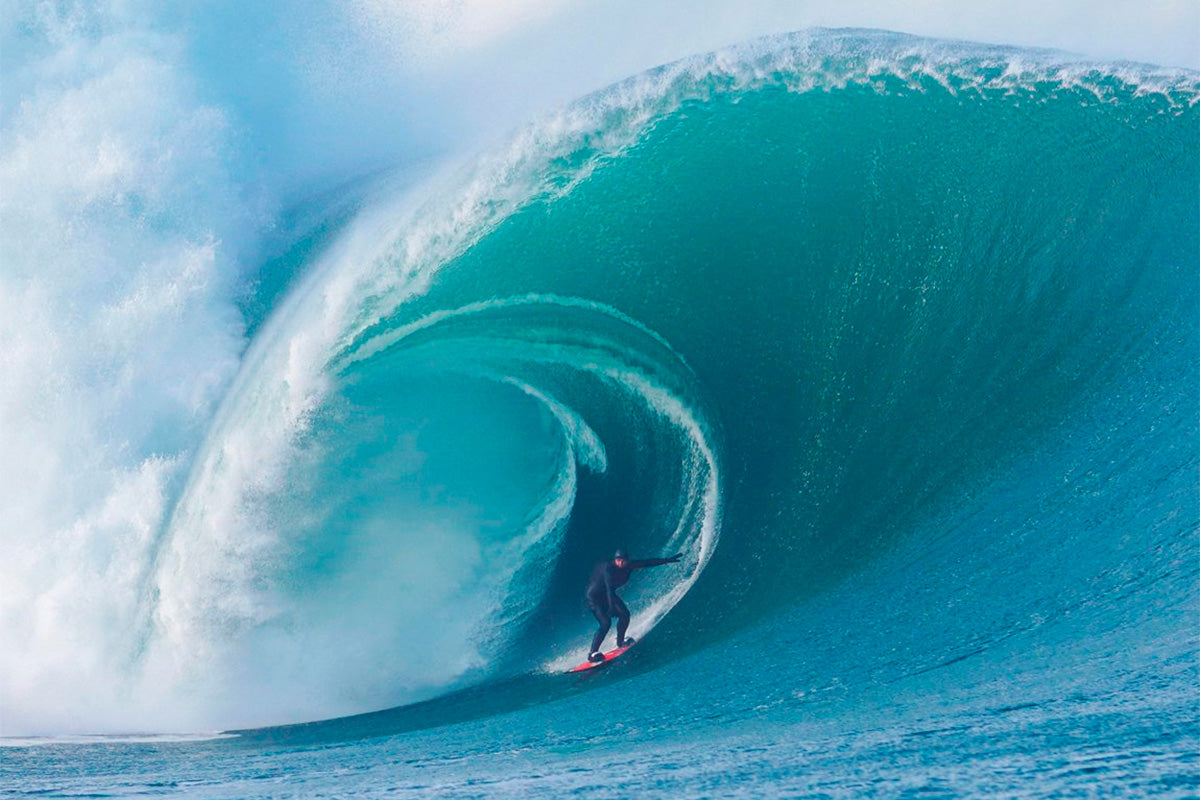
left=630, top=553, right=683, bottom=569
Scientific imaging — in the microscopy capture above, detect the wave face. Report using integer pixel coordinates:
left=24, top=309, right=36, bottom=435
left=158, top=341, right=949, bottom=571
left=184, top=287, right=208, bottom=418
left=3, top=27, right=1198, bottom=759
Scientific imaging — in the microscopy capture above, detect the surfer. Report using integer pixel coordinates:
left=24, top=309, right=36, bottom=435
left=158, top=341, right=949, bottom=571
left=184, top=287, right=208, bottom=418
left=585, top=549, right=682, bottom=662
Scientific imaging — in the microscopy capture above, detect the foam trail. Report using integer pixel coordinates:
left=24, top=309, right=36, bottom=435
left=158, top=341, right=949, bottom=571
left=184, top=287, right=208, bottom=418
left=609, top=370, right=721, bottom=641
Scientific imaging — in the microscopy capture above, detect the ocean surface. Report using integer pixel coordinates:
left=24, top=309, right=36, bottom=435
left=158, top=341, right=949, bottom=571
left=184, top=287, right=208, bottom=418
left=2, top=21, right=1198, bottom=799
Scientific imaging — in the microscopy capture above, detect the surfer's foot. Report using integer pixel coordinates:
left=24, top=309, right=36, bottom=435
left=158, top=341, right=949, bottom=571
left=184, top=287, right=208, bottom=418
left=618, top=637, right=635, bottom=648
left=588, top=651, right=604, bottom=663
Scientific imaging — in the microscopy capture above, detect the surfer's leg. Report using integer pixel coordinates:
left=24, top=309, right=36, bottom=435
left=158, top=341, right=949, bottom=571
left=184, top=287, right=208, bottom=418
left=588, top=601, right=611, bottom=654
left=613, top=597, right=632, bottom=647
left=589, top=619, right=611, bottom=654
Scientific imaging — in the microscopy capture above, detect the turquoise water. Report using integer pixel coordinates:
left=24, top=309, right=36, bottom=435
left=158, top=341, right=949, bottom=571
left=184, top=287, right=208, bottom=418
left=4, top=28, right=1198, bottom=798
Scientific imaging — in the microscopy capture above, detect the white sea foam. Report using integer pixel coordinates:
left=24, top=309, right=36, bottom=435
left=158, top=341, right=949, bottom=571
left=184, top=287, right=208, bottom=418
left=0, top=2, right=258, bottom=735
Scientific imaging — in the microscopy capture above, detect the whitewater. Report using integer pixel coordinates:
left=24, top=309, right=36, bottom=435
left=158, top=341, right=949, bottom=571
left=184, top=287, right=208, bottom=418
left=1, top=2, right=1197, bottom=797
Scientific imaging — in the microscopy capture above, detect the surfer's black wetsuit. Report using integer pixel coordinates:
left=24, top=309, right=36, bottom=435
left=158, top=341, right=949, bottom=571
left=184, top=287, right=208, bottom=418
left=586, top=554, right=680, bottom=655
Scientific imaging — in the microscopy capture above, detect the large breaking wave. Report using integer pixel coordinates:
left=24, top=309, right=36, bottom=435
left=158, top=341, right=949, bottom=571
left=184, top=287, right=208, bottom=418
left=2, top=24, right=1196, bottom=737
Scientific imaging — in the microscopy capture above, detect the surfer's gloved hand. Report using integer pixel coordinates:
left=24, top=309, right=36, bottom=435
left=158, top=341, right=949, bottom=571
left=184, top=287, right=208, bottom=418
left=668, top=553, right=682, bottom=563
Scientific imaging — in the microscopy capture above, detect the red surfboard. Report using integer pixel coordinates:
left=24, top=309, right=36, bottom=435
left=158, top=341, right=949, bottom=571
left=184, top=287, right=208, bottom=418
left=567, top=644, right=633, bottom=673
